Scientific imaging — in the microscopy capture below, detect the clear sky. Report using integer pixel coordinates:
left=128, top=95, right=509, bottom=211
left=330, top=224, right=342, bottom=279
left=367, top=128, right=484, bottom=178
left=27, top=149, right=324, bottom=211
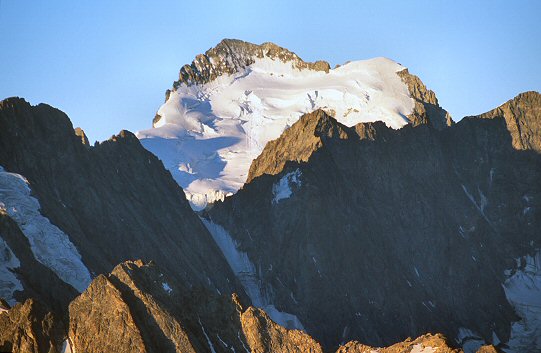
left=1, top=1, right=540, bottom=142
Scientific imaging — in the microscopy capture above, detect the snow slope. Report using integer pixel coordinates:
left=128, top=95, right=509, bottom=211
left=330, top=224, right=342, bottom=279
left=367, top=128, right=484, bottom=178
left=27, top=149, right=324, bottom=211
left=137, top=56, right=414, bottom=209
left=0, top=166, right=92, bottom=293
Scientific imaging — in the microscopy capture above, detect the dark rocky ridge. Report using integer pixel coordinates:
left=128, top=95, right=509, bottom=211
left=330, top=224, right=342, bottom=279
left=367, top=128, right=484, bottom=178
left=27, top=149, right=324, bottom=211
left=2, top=259, right=482, bottom=353
left=0, top=95, right=516, bottom=353
left=207, top=92, right=541, bottom=350
left=0, top=97, right=246, bottom=311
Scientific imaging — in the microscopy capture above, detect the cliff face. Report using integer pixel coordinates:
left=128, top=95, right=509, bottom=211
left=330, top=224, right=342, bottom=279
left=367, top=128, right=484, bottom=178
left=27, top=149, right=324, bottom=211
left=0, top=299, right=64, bottom=353
left=468, top=91, right=541, bottom=152
left=68, top=260, right=323, bottom=353
left=397, top=68, right=453, bottom=129
left=0, top=97, right=246, bottom=311
left=207, top=92, right=541, bottom=350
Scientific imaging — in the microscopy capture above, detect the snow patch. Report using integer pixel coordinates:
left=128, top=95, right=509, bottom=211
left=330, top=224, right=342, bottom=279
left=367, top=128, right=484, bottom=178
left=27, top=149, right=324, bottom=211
left=272, top=169, right=301, bottom=204
left=198, top=318, right=217, bottom=353
left=0, top=166, right=91, bottom=292
left=201, top=219, right=304, bottom=330
left=0, top=237, right=23, bottom=306
left=138, top=57, right=414, bottom=209
left=503, top=250, right=541, bottom=352
left=410, top=344, right=436, bottom=353
left=162, top=282, right=172, bottom=294
left=60, top=339, right=75, bottom=353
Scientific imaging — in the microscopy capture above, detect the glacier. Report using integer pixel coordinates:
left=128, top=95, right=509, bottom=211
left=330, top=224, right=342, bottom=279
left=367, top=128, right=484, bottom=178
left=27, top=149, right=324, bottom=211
left=0, top=166, right=92, bottom=293
left=137, top=56, right=414, bottom=209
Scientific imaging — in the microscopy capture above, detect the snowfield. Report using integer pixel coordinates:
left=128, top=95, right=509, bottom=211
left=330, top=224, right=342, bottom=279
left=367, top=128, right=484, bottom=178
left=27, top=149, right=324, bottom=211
left=0, top=166, right=92, bottom=293
left=137, top=56, right=414, bottom=209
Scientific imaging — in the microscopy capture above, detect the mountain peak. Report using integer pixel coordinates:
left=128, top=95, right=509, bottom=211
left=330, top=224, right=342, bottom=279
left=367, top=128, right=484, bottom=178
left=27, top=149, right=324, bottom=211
left=246, top=110, right=356, bottom=182
left=467, top=90, right=541, bottom=152
left=174, top=39, right=330, bottom=87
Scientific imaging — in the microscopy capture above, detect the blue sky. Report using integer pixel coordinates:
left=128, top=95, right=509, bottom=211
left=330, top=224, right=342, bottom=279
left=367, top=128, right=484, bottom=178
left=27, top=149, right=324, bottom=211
left=1, top=0, right=540, bottom=142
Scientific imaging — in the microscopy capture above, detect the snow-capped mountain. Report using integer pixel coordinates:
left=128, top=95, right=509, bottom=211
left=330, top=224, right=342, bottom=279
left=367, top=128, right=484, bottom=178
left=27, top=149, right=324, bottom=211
left=137, top=39, right=450, bottom=209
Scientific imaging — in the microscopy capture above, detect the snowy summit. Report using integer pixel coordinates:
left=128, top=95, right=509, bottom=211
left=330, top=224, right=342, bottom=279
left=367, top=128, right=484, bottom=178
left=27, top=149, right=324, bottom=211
left=137, top=39, right=418, bottom=209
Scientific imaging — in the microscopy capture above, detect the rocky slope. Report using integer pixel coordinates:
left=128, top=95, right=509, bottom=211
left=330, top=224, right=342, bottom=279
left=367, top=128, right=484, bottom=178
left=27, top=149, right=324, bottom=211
left=1, top=259, right=497, bottom=353
left=206, top=92, right=541, bottom=351
left=137, top=39, right=451, bottom=209
left=0, top=97, right=246, bottom=313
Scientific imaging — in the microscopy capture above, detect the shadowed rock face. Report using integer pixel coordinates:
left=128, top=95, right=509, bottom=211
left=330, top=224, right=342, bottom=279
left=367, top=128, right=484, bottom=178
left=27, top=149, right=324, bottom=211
left=0, top=259, right=488, bottom=353
left=0, top=97, right=246, bottom=311
left=0, top=93, right=521, bottom=353
left=207, top=92, right=541, bottom=350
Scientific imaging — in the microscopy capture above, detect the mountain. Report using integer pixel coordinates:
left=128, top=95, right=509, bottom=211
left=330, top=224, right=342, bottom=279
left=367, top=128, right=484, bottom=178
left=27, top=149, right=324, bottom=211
left=0, top=97, right=246, bottom=313
left=137, top=39, right=451, bottom=210
left=0, top=39, right=538, bottom=353
left=205, top=92, right=541, bottom=352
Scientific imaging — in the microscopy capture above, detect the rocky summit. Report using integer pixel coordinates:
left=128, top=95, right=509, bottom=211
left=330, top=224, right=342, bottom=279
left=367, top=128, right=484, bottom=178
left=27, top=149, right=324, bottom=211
left=0, top=39, right=539, bottom=353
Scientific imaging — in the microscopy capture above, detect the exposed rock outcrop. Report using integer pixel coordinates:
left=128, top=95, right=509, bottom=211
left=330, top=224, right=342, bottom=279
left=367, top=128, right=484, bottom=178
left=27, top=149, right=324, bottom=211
left=247, top=109, right=356, bottom=182
left=174, top=39, right=330, bottom=87
left=337, top=334, right=461, bottom=353
left=467, top=91, right=541, bottom=152
left=68, top=259, right=320, bottom=353
left=397, top=68, right=453, bottom=129
left=0, top=299, right=64, bottom=353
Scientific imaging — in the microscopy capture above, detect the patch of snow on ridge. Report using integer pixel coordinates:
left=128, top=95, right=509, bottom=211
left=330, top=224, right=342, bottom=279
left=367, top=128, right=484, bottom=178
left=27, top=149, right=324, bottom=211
left=137, top=56, right=414, bottom=209
left=272, top=169, right=301, bottom=204
left=410, top=344, right=436, bottom=353
left=60, top=339, right=75, bottom=353
left=503, top=250, right=541, bottom=352
left=0, top=237, right=23, bottom=306
left=162, top=282, right=173, bottom=294
left=201, top=218, right=304, bottom=331
left=0, top=166, right=92, bottom=292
